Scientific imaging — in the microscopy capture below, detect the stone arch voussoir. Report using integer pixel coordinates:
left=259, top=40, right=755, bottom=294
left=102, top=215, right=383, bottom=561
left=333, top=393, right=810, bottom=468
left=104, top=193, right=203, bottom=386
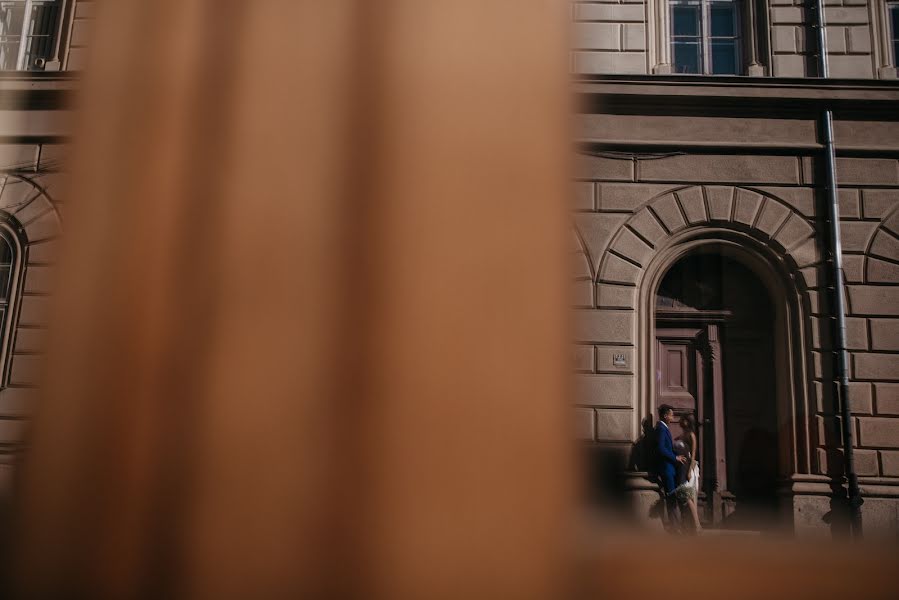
left=0, top=173, right=63, bottom=245
left=865, top=205, right=899, bottom=283
left=596, top=186, right=821, bottom=309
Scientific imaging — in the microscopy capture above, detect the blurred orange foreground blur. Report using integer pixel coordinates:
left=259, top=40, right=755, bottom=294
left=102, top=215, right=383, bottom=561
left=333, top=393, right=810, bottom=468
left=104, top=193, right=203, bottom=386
left=4, top=2, right=897, bottom=599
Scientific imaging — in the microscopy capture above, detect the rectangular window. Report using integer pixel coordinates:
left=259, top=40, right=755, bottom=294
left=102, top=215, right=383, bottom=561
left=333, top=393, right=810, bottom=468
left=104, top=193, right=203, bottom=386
left=891, top=3, right=899, bottom=67
left=0, top=0, right=61, bottom=71
left=671, top=0, right=741, bottom=75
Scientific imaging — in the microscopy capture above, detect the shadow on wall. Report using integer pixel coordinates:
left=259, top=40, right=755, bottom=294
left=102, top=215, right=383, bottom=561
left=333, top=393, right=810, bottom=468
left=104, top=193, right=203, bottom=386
left=582, top=417, right=664, bottom=526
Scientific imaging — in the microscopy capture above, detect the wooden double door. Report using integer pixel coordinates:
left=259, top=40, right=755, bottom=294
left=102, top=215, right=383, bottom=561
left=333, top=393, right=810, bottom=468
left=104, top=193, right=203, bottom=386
left=656, top=319, right=778, bottom=526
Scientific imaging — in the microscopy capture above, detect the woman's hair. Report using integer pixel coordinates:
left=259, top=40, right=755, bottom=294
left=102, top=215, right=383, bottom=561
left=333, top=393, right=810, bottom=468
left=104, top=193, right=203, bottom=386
left=681, top=413, right=696, bottom=433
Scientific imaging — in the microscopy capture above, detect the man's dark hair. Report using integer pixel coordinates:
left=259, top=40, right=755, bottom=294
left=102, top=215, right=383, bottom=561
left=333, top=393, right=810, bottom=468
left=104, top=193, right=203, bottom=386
left=657, top=404, right=674, bottom=420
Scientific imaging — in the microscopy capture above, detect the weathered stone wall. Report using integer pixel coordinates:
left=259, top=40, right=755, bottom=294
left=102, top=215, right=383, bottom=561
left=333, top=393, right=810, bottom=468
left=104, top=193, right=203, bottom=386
left=572, top=0, right=648, bottom=74
left=574, top=104, right=899, bottom=533
left=573, top=0, right=896, bottom=79
left=0, top=0, right=87, bottom=512
left=825, top=156, right=899, bottom=536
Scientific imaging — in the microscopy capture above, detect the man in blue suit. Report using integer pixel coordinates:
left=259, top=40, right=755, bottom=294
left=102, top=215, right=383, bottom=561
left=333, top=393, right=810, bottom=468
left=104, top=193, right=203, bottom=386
left=656, top=404, right=687, bottom=528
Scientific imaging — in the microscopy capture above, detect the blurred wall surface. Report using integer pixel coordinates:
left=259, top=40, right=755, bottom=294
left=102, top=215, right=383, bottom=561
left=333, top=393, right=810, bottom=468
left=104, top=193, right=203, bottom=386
left=9, top=1, right=574, bottom=598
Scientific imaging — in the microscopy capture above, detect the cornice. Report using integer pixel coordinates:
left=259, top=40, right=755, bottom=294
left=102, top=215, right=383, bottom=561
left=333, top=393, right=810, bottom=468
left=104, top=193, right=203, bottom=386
left=575, top=74, right=899, bottom=111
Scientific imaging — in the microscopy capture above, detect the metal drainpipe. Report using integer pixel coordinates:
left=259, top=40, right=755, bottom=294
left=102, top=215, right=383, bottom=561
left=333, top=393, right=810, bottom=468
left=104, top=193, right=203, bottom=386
left=811, top=0, right=863, bottom=536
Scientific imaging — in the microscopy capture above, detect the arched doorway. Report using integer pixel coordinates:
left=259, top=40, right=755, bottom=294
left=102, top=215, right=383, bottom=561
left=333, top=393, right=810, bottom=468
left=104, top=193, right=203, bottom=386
left=654, top=248, right=781, bottom=529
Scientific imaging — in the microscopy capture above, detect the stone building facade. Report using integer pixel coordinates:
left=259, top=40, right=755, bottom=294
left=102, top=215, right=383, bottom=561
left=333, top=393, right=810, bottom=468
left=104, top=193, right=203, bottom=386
left=0, top=0, right=897, bottom=538
left=573, top=1, right=899, bottom=535
left=0, top=0, right=87, bottom=507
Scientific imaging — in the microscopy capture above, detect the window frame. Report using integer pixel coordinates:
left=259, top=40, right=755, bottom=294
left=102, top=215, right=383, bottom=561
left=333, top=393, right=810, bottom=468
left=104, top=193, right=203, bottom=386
left=0, top=217, right=25, bottom=390
left=887, top=1, right=899, bottom=73
left=650, top=0, right=765, bottom=76
left=0, top=0, right=68, bottom=72
left=670, top=0, right=743, bottom=75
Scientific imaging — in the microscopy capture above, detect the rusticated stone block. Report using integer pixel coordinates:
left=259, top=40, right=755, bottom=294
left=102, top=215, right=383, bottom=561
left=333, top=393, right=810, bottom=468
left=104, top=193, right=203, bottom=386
left=772, top=25, right=796, bottom=53
left=575, top=153, right=634, bottom=181
left=22, top=211, right=61, bottom=243
left=575, top=213, right=628, bottom=267
left=596, top=346, right=634, bottom=375
left=575, top=3, right=644, bottom=22
left=823, top=7, right=870, bottom=25
left=862, top=190, right=897, bottom=218
left=843, top=255, right=864, bottom=283
left=816, top=415, right=856, bottom=446
left=848, top=382, right=874, bottom=414
left=675, top=187, right=706, bottom=224
left=789, top=237, right=820, bottom=268
left=838, top=189, right=860, bottom=218
left=18, top=295, right=51, bottom=327
left=733, top=189, right=763, bottom=226
left=799, top=265, right=821, bottom=288
left=881, top=450, right=899, bottom=477
left=867, top=258, right=899, bottom=284
left=816, top=447, right=879, bottom=476
left=755, top=186, right=815, bottom=217
left=639, top=155, right=799, bottom=184
left=860, top=498, right=899, bottom=540
left=829, top=55, right=874, bottom=78
left=628, top=209, right=666, bottom=246
left=572, top=280, right=593, bottom=308
left=26, top=239, right=59, bottom=265
left=848, top=286, right=899, bottom=316
left=811, top=317, right=830, bottom=349
left=808, top=290, right=827, bottom=316
left=650, top=194, right=686, bottom=233
left=574, top=22, right=620, bottom=51
left=575, top=374, right=634, bottom=408
left=771, top=7, right=805, bottom=24
left=574, top=309, right=634, bottom=344
left=623, top=24, right=646, bottom=52
left=858, top=417, right=899, bottom=447
left=875, top=383, right=899, bottom=415
left=773, top=55, right=806, bottom=78
left=598, top=183, right=673, bottom=212
left=885, top=210, right=899, bottom=237
left=23, top=266, right=56, bottom=295
left=9, top=355, right=42, bottom=386
left=572, top=248, right=592, bottom=279
left=812, top=351, right=829, bottom=379
left=574, top=407, right=595, bottom=441
left=853, top=353, right=899, bottom=381
left=574, top=345, right=594, bottom=373
left=595, top=409, right=634, bottom=442
left=600, top=254, right=640, bottom=284
left=705, top=186, right=733, bottom=221
left=870, top=231, right=899, bottom=262
left=845, top=317, right=869, bottom=350
left=755, top=199, right=790, bottom=236
left=870, top=319, right=899, bottom=351
left=793, top=495, right=833, bottom=537
left=13, top=193, right=53, bottom=226
left=774, top=213, right=814, bottom=250
left=573, top=182, right=594, bottom=210
left=836, top=158, right=899, bottom=186
left=610, top=227, right=653, bottom=266
left=839, top=221, right=876, bottom=252
left=574, top=51, right=647, bottom=75
left=596, top=283, right=635, bottom=309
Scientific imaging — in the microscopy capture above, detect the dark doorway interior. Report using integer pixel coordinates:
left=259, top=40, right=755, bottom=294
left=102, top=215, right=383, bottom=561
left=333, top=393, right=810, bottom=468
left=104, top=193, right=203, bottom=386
left=656, top=251, right=780, bottom=529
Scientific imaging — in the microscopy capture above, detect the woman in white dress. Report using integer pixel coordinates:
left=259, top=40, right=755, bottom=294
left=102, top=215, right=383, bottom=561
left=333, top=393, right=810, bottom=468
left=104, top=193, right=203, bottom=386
left=674, top=413, right=701, bottom=533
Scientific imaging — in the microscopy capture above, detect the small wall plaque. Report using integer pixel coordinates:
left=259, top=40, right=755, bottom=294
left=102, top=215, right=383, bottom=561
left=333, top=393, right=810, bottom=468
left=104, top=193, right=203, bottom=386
left=612, top=353, right=627, bottom=368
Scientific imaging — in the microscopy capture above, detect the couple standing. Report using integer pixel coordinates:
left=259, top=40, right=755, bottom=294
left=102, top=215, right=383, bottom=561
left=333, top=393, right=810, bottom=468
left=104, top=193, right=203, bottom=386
left=656, top=404, right=701, bottom=533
